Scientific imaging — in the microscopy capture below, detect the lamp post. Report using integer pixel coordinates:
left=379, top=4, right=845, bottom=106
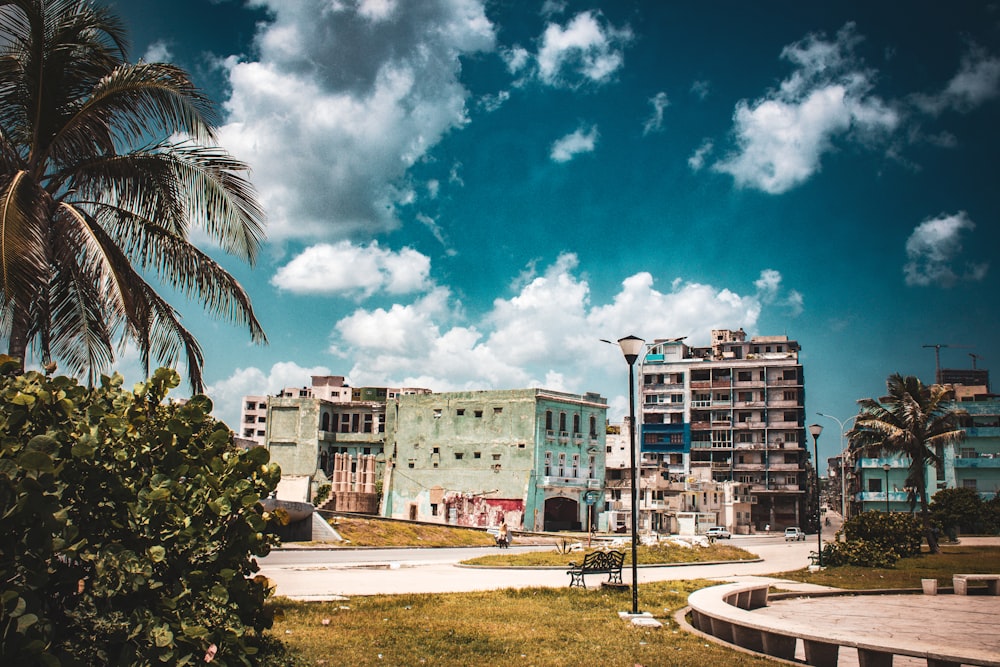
left=817, top=413, right=857, bottom=521
left=617, top=335, right=644, bottom=615
left=882, top=463, right=891, bottom=513
left=808, top=423, right=823, bottom=567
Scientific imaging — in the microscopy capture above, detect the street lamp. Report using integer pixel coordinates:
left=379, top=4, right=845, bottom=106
left=617, top=334, right=644, bottom=615
left=808, top=423, right=823, bottom=567
left=882, top=463, right=891, bottom=513
left=817, top=413, right=857, bottom=521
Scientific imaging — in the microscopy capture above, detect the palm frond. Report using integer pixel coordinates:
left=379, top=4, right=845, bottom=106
left=0, top=170, right=48, bottom=301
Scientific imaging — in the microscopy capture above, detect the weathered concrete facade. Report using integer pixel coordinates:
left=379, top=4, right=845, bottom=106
left=639, top=329, right=807, bottom=530
left=264, top=396, right=385, bottom=508
left=383, top=389, right=608, bottom=531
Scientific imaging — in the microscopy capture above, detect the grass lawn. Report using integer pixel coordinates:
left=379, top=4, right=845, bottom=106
left=268, top=544, right=1000, bottom=666
left=268, top=579, right=774, bottom=667
left=462, top=542, right=757, bottom=567
left=775, top=544, right=1000, bottom=589
left=327, top=516, right=496, bottom=547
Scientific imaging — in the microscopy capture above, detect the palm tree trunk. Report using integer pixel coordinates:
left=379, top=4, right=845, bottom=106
left=918, top=465, right=940, bottom=553
left=6, top=304, right=30, bottom=373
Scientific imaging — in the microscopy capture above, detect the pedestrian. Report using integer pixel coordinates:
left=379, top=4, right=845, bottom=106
left=765, top=523, right=770, bottom=533
left=497, top=520, right=509, bottom=549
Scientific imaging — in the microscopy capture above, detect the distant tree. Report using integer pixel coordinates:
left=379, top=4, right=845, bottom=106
left=0, top=0, right=266, bottom=391
left=848, top=374, right=966, bottom=553
left=929, top=487, right=984, bottom=539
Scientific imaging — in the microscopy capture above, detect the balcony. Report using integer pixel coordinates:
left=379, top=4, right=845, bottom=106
left=540, top=476, right=601, bottom=488
left=953, top=456, right=1000, bottom=468
left=733, top=421, right=766, bottom=430
left=966, top=427, right=1000, bottom=438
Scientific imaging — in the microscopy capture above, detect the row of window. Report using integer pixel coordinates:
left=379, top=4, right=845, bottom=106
left=544, top=410, right=599, bottom=436
left=689, top=369, right=799, bottom=382
left=543, top=451, right=597, bottom=478
left=320, top=412, right=385, bottom=434
left=432, top=406, right=503, bottom=418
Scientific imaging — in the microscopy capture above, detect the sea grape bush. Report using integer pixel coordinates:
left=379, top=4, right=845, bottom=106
left=0, top=360, right=282, bottom=665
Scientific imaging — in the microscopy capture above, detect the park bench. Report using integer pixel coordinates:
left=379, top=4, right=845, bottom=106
left=566, top=550, right=625, bottom=589
left=953, top=573, right=1000, bottom=595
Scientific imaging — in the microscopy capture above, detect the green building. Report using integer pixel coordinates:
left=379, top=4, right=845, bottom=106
left=383, top=389, right=608, bottom=531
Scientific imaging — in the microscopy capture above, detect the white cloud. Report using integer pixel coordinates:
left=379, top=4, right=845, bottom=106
left=512, top=10, right=632, bottom=88
left=330, top=254, right=784, bottom=419
left=550, top=125, right=599, bottom=162
left=754, top=268, right=804, bottom=316
left=914, top=44, right=1000, bottom=115
left=903, top=212, right=989, bottom=287
left=210, top=258, right=800, bottom=426
left=690, top=79, right=710, bottom=100
left=713, top=23, right=899, bottom=194
left=502, top=45, right=531, bottom=75
left=643, top=91, right=670, bottom=135
left=688, top=139, right=713, bottom=171
left=218, top=0, right=495, bottom=242
left=142, top=40, right=173, bottom=63
left=206, top=361, right=332, bottom=430
left=271, top=241, right=431, bottom=297
left=478, top=89, right=510, bottom=112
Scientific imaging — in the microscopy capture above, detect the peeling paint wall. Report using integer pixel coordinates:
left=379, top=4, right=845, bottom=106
left=384, top=389, right=607, bottom=530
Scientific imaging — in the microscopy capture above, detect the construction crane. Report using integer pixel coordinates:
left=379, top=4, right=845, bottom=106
left=969, top=353, right=985, bottom=370
left=922, top=343, right=972, bottom=383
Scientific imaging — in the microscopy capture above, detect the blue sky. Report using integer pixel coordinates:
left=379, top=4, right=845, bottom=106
left=106, top=0, right=999, bottom=464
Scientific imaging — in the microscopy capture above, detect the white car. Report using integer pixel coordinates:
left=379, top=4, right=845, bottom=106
left=784, top=527, right=806, bottom=541
left=706, top=526, right=731, bottom=539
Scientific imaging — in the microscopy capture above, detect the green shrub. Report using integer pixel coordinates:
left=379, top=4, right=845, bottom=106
left=930, top=487, right=994, bottom=537
left=313, top=484, right=331, bottom=506
left=821, top=511, right=922, bottom=568
left=0, top=362, right=283, bottom=665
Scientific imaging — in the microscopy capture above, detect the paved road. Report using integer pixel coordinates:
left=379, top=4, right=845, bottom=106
left=258, top=534, right=816, bottom=599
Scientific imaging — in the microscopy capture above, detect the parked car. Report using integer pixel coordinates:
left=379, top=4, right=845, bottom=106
left=706, top=526, right=731, bottom=539
left=784, top=527, right=806, bottom=541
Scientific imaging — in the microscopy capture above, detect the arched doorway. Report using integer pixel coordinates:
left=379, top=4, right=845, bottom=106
left=544, top=496, right=580, bottom=531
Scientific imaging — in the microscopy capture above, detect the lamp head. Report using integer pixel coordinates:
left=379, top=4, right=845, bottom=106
left=808, top=423, right=823, bottom=440
left=617, top=335, right=645, bottom=365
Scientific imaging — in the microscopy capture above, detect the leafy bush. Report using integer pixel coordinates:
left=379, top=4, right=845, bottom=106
left=0, top=362, right=283, bottom=665
left=820, top=511, right=922, bottom=568
left=930, top=487, right=996, bottom=537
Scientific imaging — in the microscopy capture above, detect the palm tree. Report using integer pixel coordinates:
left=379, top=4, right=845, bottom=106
left=0, top=0, right=266, bottom=392
left=848, top=373, right=965, bottom=553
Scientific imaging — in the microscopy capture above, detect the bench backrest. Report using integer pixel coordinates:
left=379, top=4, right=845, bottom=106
left=583, top=550, right=625, bottom=570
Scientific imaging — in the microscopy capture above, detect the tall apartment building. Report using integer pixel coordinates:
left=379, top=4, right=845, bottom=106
left=638, top=328, right=806, bottom=529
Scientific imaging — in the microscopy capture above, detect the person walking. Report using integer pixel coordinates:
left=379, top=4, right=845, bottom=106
left=497, top=520, right=510, bottom=549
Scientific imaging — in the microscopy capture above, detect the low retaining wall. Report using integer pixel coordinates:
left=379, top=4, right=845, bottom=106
left=684, top=582, right=998, bottom=667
